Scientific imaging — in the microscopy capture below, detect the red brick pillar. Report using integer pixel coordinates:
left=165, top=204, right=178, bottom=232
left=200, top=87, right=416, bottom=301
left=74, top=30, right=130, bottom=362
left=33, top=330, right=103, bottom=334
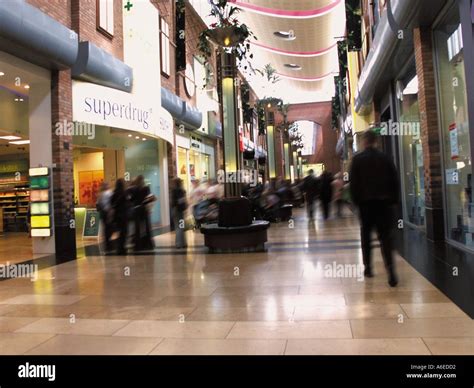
left=414, top=27, right=445, bottom=241
left=51, top=70, right=77, bottom=259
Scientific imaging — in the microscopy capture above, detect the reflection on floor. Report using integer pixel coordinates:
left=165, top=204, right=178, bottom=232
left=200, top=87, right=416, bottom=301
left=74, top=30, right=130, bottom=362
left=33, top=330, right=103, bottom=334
left=0, top=208, right=472, bottom=355
left=0, top=232, right=46, bottom=265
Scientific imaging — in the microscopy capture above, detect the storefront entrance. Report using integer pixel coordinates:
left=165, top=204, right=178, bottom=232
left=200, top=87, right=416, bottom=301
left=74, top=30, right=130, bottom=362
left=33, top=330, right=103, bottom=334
left=72, top=126, right=165, bottom=253
left=0, top=51, right=51, bottom=264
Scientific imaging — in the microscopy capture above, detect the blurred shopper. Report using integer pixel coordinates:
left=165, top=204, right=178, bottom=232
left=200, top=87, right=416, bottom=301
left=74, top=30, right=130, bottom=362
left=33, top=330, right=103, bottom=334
left=350, top=129, right=399, bottom=287
left=302, top=169, right=319, bottom=220
left=129, top=175, right=155, bottom=251
left=171, top=178, right=188, bottom=249
left=332, top=173, right=345, bottom=218
left=190, top=178, right=206, bottom=222
left=111, top=179, right=130, bottom=255
left=204, top=179, right=224, bottom=201
left=96, top=182, right=113, bottom=252
left=320, top=171, right=333, bottom=220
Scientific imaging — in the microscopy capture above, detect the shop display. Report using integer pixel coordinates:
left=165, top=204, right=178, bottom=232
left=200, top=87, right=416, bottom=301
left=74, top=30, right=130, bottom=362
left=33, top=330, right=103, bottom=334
left=0, top=182, right=30, bottom=232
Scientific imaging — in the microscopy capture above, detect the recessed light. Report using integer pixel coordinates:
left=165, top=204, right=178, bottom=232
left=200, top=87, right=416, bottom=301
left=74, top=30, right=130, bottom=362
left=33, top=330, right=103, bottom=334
left=24, top=85, right=30, bottom=89
left=0, top=135, right=21, bottom=140
left=14, top=98, right=19, bottom=102
left=274, top=31, right=296, bottom=41
left=9, top=140, right=30, bottom=145
left=0, top=72, right=4, bottom=76
left=128, top=134, right=132, bottom=137
left=19, top=98, right=24, bottom=102
left=142, top=138, right=146, bottom=141
left=135, top=136, right=140, bottom=139
left=284, top=64, right=302, bottom=70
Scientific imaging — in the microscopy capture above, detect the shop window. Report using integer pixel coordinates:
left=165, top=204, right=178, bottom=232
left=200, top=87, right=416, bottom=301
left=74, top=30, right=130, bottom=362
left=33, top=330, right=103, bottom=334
left=434, top=7, right=473, bottom=247
left=160, top=17, right=171, bottom=77
left=97, top=0, right=114, bottom=37
left=398, top=74, right=425, bottom=227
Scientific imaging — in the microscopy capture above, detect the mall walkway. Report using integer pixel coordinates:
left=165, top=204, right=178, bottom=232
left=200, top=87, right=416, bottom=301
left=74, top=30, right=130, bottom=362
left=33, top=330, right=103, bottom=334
left=0, top=208, right=473, bottom=355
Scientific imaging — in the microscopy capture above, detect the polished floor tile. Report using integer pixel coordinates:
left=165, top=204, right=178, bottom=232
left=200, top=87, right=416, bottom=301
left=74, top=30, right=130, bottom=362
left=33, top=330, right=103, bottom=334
left=16, top=318, right=130, bottom=336
left=423, top=338, right=474, bottom=355
left=293, top=304, right=403, bottom=321
left=351, top=318, right=474, bottom=338
left=0, top=209, right=470, bottom=355
left=285, top=338, right=431, bottom=355
left=187, top=306, right=294, bottom=321
left=400, top=303, right=469, bottom=319
left=227, top=321, right=352, bottom=339
left=113, top=320, right=235, bottom=339
left=150, top=338, right=286, bottom=355
left=25, top=335, right=164, bottom=355
left=0, top=316, right=40, bottom=332
left=0, top=294, right=86, bottom=306
left=344, top=291, right=450, bottom=305
left=0, top=333, right=55, bottom=355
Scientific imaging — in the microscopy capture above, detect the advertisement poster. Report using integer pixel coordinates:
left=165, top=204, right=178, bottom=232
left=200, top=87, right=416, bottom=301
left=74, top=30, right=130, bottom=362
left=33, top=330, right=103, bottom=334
left=446, top=168, right=459, bottom=185
left=83, top=209, right=100, bottom=238
left=79, top=170, right=104, bottom=207
left=449, top=123, right=459, bottom=160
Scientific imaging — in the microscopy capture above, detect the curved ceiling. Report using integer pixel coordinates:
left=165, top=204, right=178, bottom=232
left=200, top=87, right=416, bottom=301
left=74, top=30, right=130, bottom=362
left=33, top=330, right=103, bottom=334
left=230, top=0, right=345, bottom=104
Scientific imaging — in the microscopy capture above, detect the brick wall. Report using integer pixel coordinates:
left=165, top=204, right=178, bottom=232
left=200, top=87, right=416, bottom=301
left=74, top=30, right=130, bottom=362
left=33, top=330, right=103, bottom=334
left=26, top=0, right=71, bottom=26
left=71, top=0, right=124, bottom=60
left=274, top=101, right=341, bottom=174
left=151, top=0, right=176, bottom=94
left=414, top=27, right=445, bottom=241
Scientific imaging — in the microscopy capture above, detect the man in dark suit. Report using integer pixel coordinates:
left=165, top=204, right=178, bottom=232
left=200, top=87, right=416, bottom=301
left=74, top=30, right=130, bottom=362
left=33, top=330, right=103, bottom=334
left=302, top=169, right=320, bottom=220
left=350, top=129, right=399, bottom=287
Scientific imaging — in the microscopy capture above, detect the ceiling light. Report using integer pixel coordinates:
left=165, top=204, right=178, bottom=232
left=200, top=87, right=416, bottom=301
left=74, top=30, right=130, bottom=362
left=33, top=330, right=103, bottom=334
left=0, top=72, right=4, bottom=76
left=284, top=64, right=302, bottom=70
left=142, top=138, right=146, bottom=141
left=0, top=135, right=21, bottom=140
left=19, top=98, right=24, bottom=102
left=14, top=98, right=18, bottom=102
left=128, top=134, right=132, bottom=137
left=24, top=85, right=30, bottom=89
left=273, top=31, right=296, bottom=41
left=9, top=140, right=30, bottom=145
left=135, top=136, right=140, bottom=139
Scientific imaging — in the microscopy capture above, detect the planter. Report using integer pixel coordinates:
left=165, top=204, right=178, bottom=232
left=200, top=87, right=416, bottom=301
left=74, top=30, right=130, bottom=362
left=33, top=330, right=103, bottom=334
left=208, top=26, right=243, bottom=48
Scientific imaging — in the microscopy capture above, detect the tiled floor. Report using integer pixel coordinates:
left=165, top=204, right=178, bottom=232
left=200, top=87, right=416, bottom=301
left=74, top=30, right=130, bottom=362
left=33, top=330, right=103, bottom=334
left=1, top=208, right=473, bottom=355
left=0, top=232, right=46, bottom=265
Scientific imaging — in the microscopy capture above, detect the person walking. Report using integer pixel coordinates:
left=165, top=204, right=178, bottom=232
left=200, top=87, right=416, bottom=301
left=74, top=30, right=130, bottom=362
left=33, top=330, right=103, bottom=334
left=349, top=129, right=399, bottom=287
left=111, top=179, right=130, bottom=255
left=128, top=175, right=155, bottom=251
left=96, top=182, right=113, bottom=252
left=302, top=169, right=319, bottom=220
left=320, top=170, right=333, bottom=220
left=171, top=178, right=188, bottom=249
left=332, top=173, right=345, bottom=218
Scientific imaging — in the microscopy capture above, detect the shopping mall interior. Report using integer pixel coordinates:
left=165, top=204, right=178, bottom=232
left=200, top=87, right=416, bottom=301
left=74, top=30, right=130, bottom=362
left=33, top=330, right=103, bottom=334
left=0, top=2, right=473, bottom=380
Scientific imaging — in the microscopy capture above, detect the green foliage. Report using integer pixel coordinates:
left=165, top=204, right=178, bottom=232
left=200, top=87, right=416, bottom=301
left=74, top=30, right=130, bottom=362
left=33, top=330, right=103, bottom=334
left=198, top=0, right=257, bottom=67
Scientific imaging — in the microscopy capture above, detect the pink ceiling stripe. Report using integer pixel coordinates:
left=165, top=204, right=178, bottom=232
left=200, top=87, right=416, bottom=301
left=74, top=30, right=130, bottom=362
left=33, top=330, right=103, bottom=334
left=276, top=72, right=335, bottom=82
left=229, top=0, right=342, bottom=18
left=252, top=41, right=337, bottom=57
